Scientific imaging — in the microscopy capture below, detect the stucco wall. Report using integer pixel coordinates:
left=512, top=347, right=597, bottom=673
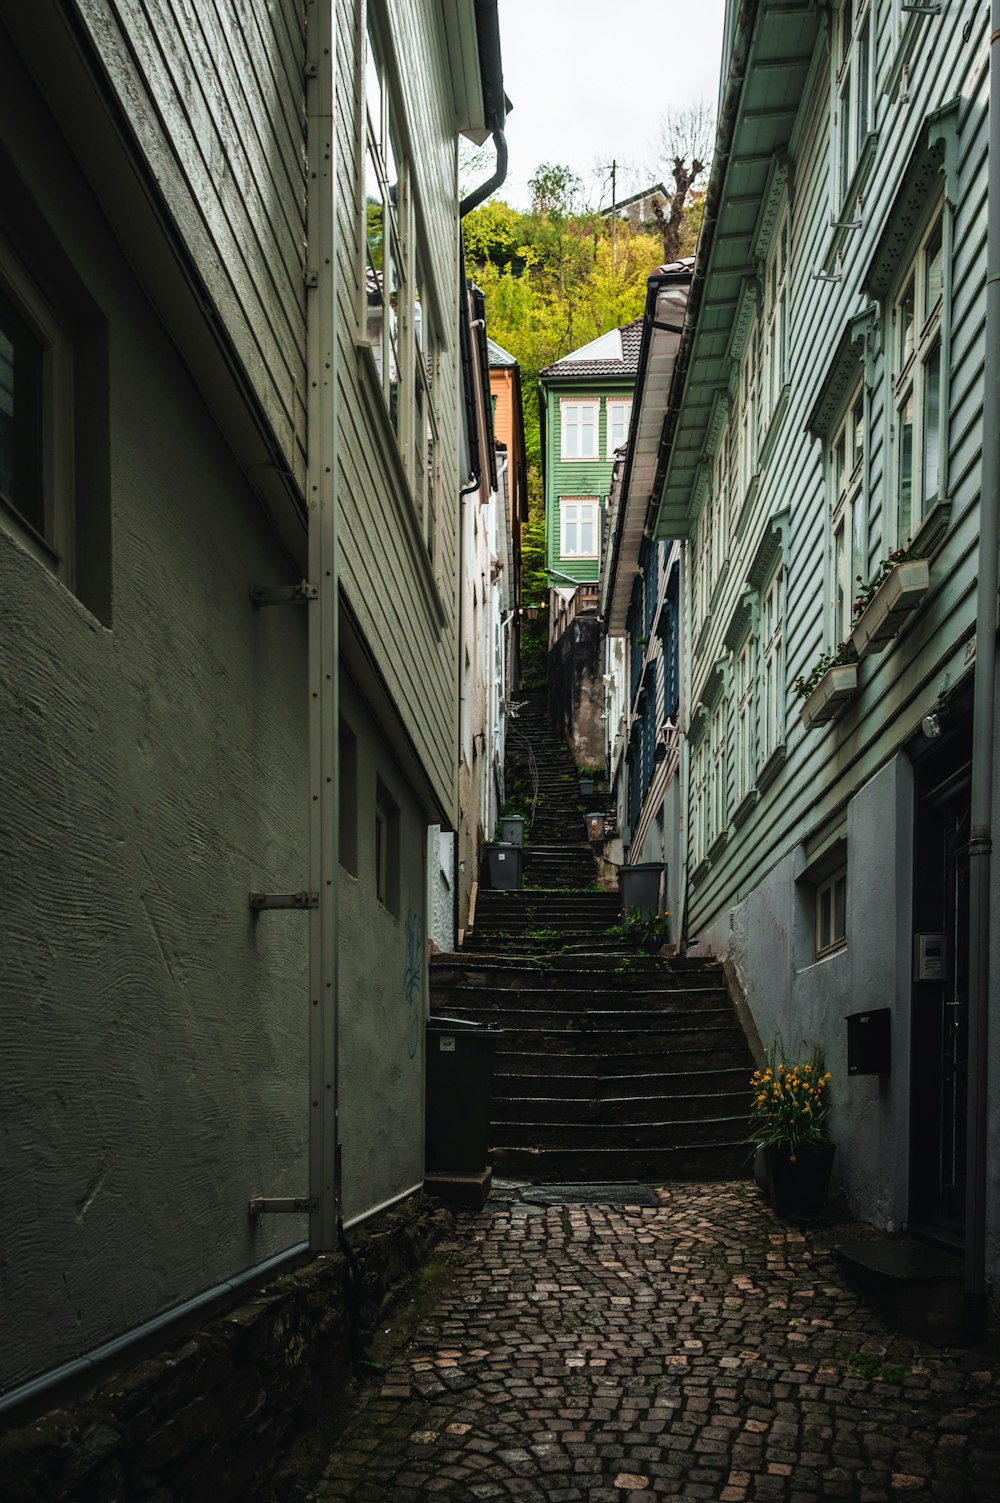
left=549, top=617, right=606, bottom=768
left=707, top=759, right=912, bottom=1231
left=0, top=130, right=310, bottom=1393
left=337, top=675, right=428, bottom=1225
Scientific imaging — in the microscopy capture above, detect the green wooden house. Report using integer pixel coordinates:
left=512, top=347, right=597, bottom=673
left=538, top=322, right=642, bottom=595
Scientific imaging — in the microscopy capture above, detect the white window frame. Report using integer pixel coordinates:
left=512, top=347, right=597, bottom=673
left=606, top=398, right=633, bottom=457
left=833, top=0, right=873, bottom=208
left=816, top=865, right=847, bottom=958
left=560, top=497, right=599, bottom=559
left=560, top=399, right=599, bottom=460
left=0, top=236, right=73, bottom=581
left=760, top=563, right=784, bottom=764
left=829, top=380, right=865, bottom=644
left=892, top=207, right=945, bottom=545
left=762, top=207, right=789, bottom=424
left=737, top=323, right=759, bottom=504
left=735, top=633, right=756, bottom=805
left=709, top=699, right=727, bottom=843
left=692, top=735, right=709, bottom=866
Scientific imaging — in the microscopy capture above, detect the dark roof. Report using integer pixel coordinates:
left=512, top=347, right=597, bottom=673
left=539, top=318, right=644, bottom=381
left=600, top=183, right=669, bottom=215
left=487, top=337, right=518, bottom=368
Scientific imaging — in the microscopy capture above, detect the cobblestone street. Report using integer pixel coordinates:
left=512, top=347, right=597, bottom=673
left=309, top=1183, right=999, bottom=1503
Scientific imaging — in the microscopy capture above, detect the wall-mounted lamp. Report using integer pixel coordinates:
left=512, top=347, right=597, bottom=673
left=921, top=698, right=950, bottom=740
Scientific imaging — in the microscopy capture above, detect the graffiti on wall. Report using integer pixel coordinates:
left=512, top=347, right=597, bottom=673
left=404, top=909, right=423, bottom=1059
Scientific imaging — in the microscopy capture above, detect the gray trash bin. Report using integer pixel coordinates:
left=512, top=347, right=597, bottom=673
left=425, top=1016, right=501, bottom=1173
left=483, top=841, right=523, bottom=890
left=620, top=862, right=665, bottom=917
left=501, top=815, right=525, bottom=847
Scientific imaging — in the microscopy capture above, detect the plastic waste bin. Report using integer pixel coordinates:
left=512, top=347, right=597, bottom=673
left=501, top=815, right=525, bottom=847
left=483, top=841, right=523, bottom=890
left=620, top=861, right=665, bottom=918
left=425, top=1017, right=502, bottom=1173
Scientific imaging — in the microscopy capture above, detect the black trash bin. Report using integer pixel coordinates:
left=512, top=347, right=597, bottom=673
left=425, top=1016, right=501, bottom=1174
left=620, top=861, right=665, bottom=917
left=483, top=841, right=523, bottom=890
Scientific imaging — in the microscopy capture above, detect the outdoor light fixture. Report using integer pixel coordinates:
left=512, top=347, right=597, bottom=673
left=525, top=604, right=539, bottom=620
left=921, top=696, right=950, bottom=740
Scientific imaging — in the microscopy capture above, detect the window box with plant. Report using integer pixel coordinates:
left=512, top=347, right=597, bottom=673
left=748, top=1041, right=835, bottom=1218
left=849, top=548, right=929, bottom=657
left=795, top=641, right=859, bottom=728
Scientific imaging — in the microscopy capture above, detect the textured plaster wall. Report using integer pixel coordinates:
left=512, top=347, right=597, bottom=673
left=713, top=759, right=912, bottom=1231
left=337, top=677, right=429, bottom=1225
left=549, top=617, right=605, bottom=768
left=0, top=190, right=310, bottom=1393
left=427, top=827, right=455, bottom=954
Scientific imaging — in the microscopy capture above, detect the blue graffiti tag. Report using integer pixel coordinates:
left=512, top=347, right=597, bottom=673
left=404, top=909, right=423, bottom=1059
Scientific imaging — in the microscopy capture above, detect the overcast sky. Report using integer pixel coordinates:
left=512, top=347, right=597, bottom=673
left=495, top=0, right=728, bottom=211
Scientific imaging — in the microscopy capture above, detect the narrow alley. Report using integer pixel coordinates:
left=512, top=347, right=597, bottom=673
left=300, top=1183, right=1000, bottom=1502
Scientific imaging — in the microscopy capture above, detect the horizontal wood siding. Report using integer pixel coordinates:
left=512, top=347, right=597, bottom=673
left=335, top=0, right=460, bottom=818
left=545, top=382, right=633, bottom=583
left=684, top=1, right=987, bottom=935
left=76, top=0, right=307, bottom=486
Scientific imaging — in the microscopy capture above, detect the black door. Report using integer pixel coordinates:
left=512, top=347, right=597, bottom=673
left=910, top=728, right=972, bottom=1241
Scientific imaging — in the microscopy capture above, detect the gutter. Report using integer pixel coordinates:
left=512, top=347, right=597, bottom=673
left=643, top=0, right=760, bottom=538
left=964, top=0, right=999, bottom=1339
left=459, top=1, right=509, bottom=216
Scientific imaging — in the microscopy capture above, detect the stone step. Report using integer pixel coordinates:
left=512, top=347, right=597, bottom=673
left=431, top=993, right=734, bottom=1021
left=496, top=1065, right=751, bottom=1098
left=488, top=1022, right=747, bottom=1056
left=493, top=1113, right=748, bottom=1150
left=491, top=1089, right=752, bottom=1125
left=488, top=1142, right=751, bottom=1182
left=431, top=963, right=723, bottom=991
left=494, top=1043, right=753, bottom=1076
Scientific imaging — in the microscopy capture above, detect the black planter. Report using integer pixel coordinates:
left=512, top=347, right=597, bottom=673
left=640, top=932, right=664, bottom=954
left=756, top=1142, right=836, bottom=1218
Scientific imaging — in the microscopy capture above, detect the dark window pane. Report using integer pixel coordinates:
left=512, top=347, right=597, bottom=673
left=0, top=282, right=44, bottom=535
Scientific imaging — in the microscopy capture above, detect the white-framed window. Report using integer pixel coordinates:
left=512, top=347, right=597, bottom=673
left=893, top=209, right=944, bottom=543
left=363, top=13, right=441, bottom=554
left=762, top=208, right=789, bottom=422
left=606, top=398, right=632, bottom=456
left=760, top=563, right=784, bottom=762
left=691, top=734, right=709, bottom=866
left=834, top=0, right=872, bottom=205
left=829, top=381, right=865, bottom=643
left=560, top=497, right=598, bottom=558
left=561, top=399, right=598, bottom=460
left=816, top=866, right=847, bottom=958
left=0, top=240, right=73, bottom=579
left=737, top=323, right=759, bottom=503
left=709, top=699, right=727, bottom=843
left=712, top=427, right=730, bottom=560
left=735, top=633, right=756, bottom=804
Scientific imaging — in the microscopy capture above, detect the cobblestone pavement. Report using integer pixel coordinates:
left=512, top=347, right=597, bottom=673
left=309, top=1183, right=1000, bottom=1502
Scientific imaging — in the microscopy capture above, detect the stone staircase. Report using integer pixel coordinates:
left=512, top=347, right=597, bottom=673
left=430, top=689, right=755, bottom=1183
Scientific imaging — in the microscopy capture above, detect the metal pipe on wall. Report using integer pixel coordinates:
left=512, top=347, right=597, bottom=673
left=964, top=0, right=1000, bottom=1337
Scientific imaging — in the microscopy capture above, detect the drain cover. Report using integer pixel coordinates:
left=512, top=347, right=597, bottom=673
left=519, top=1182, right=661, bottom=1208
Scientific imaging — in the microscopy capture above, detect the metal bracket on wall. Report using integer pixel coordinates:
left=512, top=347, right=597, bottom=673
left=249, top=892, right=319, bottom=911
left=248, top=1196, right=318, bottom=1218
left=249, top=581, right=318, bottom=607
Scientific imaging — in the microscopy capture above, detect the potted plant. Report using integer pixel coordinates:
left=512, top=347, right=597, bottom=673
left=850, top=548, right=929, bottom=657
left=795, top=641, right=859, bottom=728
left=747, top=1041, right=835, bottom=1218
left=617, top=906, right=672, bottom=953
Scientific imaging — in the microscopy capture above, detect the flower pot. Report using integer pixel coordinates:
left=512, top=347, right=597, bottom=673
left=756, top=1142, right=836, bottom=1219
left=640, top=933, right=665, bottom=955
left=799, top=664, right=859, bottom=728
left=850, top=559, right=930, bottom=657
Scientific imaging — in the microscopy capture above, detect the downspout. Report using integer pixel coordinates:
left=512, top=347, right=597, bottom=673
left=459, top=2, right=509, bottom=218
left=964, top=0, right=1000, bottom=1339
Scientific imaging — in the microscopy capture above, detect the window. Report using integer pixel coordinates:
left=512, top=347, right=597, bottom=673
left=606, top=399, right=632, bottom=456
left=737, top=323, right=759, bottom=503
left=762, top=209, right=789, bottom=422
left=760, top=564, right=784, bottom=762
left=835, top=0, right=872, bottom=205
left=816, top=866, right=847, bottom=957
left=0, top=247, right=71, bottom=577
left=829, top=382, right=865, bottom=643
left=691, top=734, right=709, bottom=866
left=363, top=15, right=440, bottom=556
left=561, top=400, right=598, bottom=459
left=560, top=498, right=598, bottom=558
left=339, top=718, right=358, bottom=874
left=708, top=699, right=727, bottom=844
left=374, top=776, right=400, bottom=915
left=893, top=210, right=944, bottom=543
left=735, top=633, right=756, bottom=804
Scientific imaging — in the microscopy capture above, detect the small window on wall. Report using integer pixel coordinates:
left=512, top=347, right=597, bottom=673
left=375, top=776, right=400, bottom=916
left=561, top=400, right=598, bottom=459
left=893, top=208, right=945, bottom=544
left=560, top=498, right=598, bottom=558
left=339, top=718, right=358, bottom=875
left=835, top=0, right=872, bottom=205
left=606, top=399, right=632, bottom=456
left=829, top=381, right=865, bottom=644
left=816, top=866, right=847, bottom=958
